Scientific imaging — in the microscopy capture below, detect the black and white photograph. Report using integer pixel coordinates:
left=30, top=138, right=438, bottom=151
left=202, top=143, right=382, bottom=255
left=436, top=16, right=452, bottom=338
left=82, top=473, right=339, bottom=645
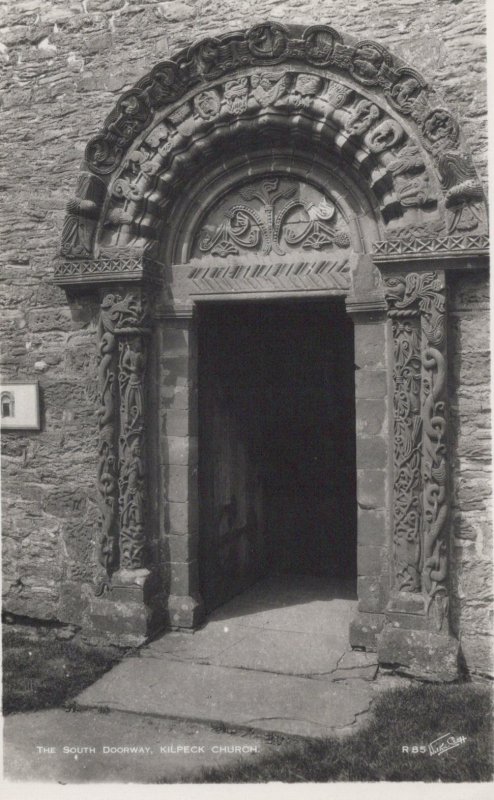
left=0, top=0, right=492, bottom=795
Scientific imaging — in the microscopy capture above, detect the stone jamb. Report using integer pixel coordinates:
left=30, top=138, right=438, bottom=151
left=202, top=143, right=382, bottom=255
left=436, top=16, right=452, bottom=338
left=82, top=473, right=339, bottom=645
left=371, top=254, right=488, bottom=680
left=345, top=296, right=391, bottom=650
left=53, top=258, right=168, bottom=646
left=159, top=308, right=205, bottom=629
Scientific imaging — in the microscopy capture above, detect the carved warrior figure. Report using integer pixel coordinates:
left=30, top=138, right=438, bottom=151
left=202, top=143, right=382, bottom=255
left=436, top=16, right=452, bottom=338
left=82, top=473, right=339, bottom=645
left=95, top=293, right=149, bottom=588
left=198, top=178, right=351, bottom=257
left=120, top=340, right=145, bottom=431
left=119, top=437, right=147, bottom=569
left=95, top=301, right=119, bottom=586
left=385, top=273, right=449, bottom=631
left=61, top=174, right=104, bottom=257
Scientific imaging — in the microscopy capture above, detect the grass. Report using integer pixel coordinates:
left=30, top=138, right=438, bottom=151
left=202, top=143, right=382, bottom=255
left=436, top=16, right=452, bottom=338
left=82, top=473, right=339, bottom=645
left=3, top=623, right=493, bottom=782
left=164, top=683, right=493, bottom=783
left=2, top=624, right=126, bottom=715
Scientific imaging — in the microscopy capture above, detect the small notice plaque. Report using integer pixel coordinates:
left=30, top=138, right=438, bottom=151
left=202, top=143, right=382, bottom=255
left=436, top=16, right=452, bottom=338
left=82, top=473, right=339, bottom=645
left=1, top=382, right=40, bottom=430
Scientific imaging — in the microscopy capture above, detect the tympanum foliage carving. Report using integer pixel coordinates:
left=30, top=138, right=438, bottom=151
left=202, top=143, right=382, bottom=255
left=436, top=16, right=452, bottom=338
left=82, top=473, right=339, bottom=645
left=385, top=272, right=448, bottom=631
left=196, top=178, right=351, bottom=257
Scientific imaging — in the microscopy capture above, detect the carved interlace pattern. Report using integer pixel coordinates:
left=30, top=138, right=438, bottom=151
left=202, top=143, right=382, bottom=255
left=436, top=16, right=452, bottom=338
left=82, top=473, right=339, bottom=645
left=95, top=304, right=119, bottom=586
left=385, top=272, right=448, bottom=631
left=389, top=315, right=422, bottom=592
left=95, top=293, right=150, bottom=590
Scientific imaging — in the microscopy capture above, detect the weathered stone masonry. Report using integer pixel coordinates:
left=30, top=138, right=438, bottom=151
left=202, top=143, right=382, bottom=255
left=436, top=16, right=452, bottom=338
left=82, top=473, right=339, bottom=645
left=0, top=1, right=491, bottom=678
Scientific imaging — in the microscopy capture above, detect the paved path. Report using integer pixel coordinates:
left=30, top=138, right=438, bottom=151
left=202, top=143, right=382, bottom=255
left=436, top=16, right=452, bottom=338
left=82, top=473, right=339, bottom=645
left=3, top=708, right=272, bottom=783
left=76, top=576, right=381, bottom=738
left=4, top=576, right=407, bottom=784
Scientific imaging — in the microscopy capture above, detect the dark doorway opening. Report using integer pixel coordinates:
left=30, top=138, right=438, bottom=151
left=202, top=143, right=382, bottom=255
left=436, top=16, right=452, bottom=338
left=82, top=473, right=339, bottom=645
left=197, top=299, right=357, bottom=613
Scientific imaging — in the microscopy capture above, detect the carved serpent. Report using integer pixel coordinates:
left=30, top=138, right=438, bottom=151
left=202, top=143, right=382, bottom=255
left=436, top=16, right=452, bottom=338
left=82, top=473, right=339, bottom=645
left=421, top=345, right=447, bottom=595
left=422, top=346, right=446, bottom=441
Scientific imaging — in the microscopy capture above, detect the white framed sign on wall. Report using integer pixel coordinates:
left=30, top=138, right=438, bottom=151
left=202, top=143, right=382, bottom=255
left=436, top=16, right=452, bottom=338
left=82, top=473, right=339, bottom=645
left=0, top=382, right=40, bottom=431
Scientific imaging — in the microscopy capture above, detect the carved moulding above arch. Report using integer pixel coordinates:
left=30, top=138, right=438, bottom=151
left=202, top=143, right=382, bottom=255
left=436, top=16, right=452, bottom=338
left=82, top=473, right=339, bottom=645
left=55, top=21, right=488, bottom=274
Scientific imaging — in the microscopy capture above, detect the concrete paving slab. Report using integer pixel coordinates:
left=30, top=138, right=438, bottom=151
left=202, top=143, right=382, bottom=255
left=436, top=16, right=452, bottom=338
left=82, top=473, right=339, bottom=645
left=323, top=650, right=379, bottom=681
left=3, top=708, right=271, bottom=783
left=144, top=623, right=251, bottom=659
left=209, top=597, right=357, bottom=634
left=207, top=576, right=357, bottom=635
left=207, top=628, right=345, bottom=675
left=329, top=665, right=379, bottom=681
left=337, top=650, right=379, bottom=669
left=145, top=627, right=346, bottom=675
left=75, top=657, right=375, bottom=738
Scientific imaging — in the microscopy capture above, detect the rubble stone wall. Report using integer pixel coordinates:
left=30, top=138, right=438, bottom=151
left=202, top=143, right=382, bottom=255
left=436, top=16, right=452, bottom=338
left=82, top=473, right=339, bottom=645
left=448, top=271, right=492, bottom=676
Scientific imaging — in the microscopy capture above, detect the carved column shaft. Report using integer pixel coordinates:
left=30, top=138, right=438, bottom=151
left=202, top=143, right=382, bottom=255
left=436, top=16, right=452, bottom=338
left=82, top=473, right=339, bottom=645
left=96, top=307, right=119, bottom=584
left=118, top=331, right=147, bottom=569
left=385, top=271, right=449, bottom=631
left=419, top=274, right=448, bottom=630
left=96, top=290, right=151, bottom=584
left=389, top=311, right=422, bottom=592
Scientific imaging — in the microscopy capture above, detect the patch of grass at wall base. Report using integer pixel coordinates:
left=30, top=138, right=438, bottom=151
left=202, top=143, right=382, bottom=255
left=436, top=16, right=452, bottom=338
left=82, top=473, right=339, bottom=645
left=2, top=626, right=127, bottom=715
left=165, top=684, right=493, bottom=783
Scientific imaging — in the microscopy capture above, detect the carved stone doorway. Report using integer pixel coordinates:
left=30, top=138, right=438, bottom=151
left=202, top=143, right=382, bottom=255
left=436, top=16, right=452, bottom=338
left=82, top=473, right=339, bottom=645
left=54, top=21, right=489, bottom=679
left=197, top=298, right=357, bottom=614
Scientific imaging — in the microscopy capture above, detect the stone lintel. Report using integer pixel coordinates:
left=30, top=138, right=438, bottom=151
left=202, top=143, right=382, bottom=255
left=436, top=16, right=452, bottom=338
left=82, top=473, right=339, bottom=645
left=377, top=627, right=460, bottom=682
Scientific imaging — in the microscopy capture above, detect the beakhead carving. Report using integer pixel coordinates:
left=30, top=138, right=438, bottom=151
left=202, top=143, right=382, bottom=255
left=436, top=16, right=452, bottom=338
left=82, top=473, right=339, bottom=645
left=56, top=21, right=485, bottom=266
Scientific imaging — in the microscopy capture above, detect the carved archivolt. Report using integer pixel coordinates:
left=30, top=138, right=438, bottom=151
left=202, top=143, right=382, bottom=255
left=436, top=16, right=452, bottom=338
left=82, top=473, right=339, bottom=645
left=59, top=22, right=487, bottom=263
left=95, top=291, right=150, bottom=591
left=385, top=272, right=449, bottom=631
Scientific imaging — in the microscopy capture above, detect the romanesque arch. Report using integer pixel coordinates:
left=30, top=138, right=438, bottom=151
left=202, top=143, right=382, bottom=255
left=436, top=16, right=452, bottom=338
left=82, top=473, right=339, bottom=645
left=54, top=22, right=488, bottom=678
